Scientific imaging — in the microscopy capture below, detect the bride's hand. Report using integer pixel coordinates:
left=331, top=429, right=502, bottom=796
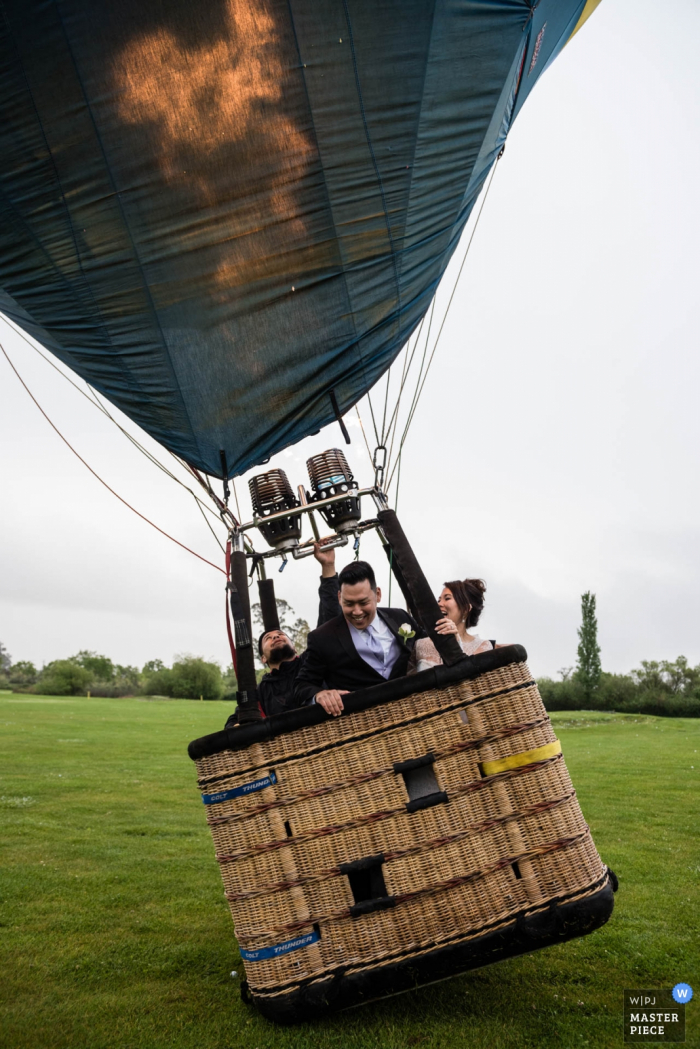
left=434, top=616, right=458, bottom=635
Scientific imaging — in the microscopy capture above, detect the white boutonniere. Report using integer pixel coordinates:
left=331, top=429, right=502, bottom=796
left=397, top=622, right=416, bottom=643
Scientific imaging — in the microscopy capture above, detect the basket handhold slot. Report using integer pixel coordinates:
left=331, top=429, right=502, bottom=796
left=339, top=854, right=396, bottom=919
left=393, top=752, right=447, bottom=811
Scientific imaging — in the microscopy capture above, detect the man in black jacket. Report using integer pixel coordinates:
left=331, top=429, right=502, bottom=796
left=294, top=560, right=424, bottom=716
left=225, top=544, right=339, bottom=724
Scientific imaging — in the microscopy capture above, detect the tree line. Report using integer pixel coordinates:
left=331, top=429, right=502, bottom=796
left=1, top=593, right=698, bottom=714
left=0, top=646, right=235, bottom=700
left=0, top=601, right=310, bottom=701
left=538, top=591, right=700, bottom=718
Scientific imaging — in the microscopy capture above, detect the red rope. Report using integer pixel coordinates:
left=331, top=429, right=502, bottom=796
left=1, top=341, right=225, bottom=575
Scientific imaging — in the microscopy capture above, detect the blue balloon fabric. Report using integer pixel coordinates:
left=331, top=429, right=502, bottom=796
left=0, top=0, right=596, bottom=476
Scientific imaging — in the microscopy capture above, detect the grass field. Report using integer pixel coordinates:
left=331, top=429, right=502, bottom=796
left=1, top=695, right=698, bottom=1049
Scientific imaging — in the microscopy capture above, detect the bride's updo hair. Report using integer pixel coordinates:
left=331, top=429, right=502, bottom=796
left=443, top=578, right=486, bottom=628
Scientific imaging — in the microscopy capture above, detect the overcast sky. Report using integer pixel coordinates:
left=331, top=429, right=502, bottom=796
left=2, top=0, right=699, bottom=680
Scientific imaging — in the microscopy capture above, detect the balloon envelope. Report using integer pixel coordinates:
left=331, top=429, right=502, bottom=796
left=0, top=0, right=595, bottom=476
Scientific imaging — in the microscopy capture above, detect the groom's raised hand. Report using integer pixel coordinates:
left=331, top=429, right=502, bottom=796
left=315, top=689, right=348, bottom=716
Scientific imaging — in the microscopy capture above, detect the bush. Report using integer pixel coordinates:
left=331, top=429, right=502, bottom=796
left=537, top=667, right=700, bottom=717
left=69, top=651, right=115, bottom=683
left=140, top=667, right=175, bottom=697
left=8, top=660, right=38, bottom=688
left=37, top=660, right=92, bottom=696
left=87, top=684, right=136, bottom=698
left=0, top=641, right=11, bottom=675
left=220, top=663, right=237, bottom=701
left=631, top=656, right=700, bottom=696
left=141, top=657, right=223, bottom=700
left=537, top=676, right=586, bottom=711
left=597, top=672, right=639, bottom=711
left=170, top=656, right=223, bottom=700
left=112, top=665, right=141, bottom=696
left=627, top=691, right=700, bottom=718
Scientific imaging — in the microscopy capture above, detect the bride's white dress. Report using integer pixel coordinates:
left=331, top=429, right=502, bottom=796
left=411, top=633, right=492, bottom=673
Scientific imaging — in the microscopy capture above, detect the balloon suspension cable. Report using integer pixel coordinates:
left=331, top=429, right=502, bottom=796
left=383, top=313, right=427, bottom=446
left=384, top=304, right=434, bottom=470
left=0, top=311, right=230, bottom=552
left=385, top=450, right=403, bottom=607
left=365, top=389, right=380, bottom=447
left=186, top=464, right=240, bottom=529
left=385, top=148, right=503, bottom=492
left=0, top=339, right=226, bottom=575
left=231, top=477, right=243, bottom=523
left=189, top=493, right=227, bottom=555
left=379, top=363, right=392, bottom=446
left=186, top=466, right=261, bottom=567
left=354, top=405, right=374, bottom=468
left=377, top=309, right=428, bottom=453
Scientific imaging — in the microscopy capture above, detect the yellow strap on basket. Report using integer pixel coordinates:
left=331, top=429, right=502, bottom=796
left=481, top=740, right=562, bottom=777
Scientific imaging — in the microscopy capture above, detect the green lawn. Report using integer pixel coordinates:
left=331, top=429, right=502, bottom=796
left=1, top=697, right=697, bottom=1049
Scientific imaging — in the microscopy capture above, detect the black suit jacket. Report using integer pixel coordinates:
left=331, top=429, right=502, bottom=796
left=225, top=574, right=341, bottom=726
left=294, top=607, right=424, bottom=706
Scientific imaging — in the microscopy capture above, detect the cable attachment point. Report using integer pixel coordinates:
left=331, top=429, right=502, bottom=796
left=248, top=552, right=266, bottom=579
left=373, top=445, right=387, bottom=489
left=219, top=449, right=231, bottom=505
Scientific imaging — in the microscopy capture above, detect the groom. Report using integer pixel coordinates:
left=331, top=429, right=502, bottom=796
left=294, top=560, right=424, bottom=716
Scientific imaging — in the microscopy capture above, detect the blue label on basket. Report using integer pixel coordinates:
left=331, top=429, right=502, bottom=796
left=201, top=771, right=277, bottom=805
left=240, top=930, right=320, bottom=962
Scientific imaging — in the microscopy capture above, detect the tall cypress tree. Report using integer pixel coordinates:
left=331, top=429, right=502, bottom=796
left=576, top=591, right=601, bottom=700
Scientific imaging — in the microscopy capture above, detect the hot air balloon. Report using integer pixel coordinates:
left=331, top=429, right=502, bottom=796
left=0, top=0, right=614, bottom=1023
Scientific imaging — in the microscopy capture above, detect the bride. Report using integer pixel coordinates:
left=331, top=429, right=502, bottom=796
left=410, top=578, right=497, bottom=673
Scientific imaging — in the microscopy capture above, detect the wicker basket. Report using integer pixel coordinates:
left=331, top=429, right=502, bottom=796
left=188, top=647, right=615, bottom=1022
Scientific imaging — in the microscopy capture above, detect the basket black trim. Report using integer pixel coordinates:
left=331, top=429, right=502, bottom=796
left=393, top=752, right=435, bottom=774
left=188, top=645, right=527, bottom=761
left=349, top=896, right=396, bottom=919
left=405, top=790, right=448, bottom=813
left=247, top=872, right=615, bottom=1023
left=338, top=853, right=385, bottom=875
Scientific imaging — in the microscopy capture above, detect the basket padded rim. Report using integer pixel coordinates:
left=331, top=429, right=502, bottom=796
left=250, top=872, right=615, bottom=1024
left=188, top=644, right=528, bottom=760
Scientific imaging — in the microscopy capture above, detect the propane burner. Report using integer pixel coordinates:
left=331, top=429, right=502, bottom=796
left=249, top=469, right=302, bottom=550
left=306, top=449, right=361, bottom=534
